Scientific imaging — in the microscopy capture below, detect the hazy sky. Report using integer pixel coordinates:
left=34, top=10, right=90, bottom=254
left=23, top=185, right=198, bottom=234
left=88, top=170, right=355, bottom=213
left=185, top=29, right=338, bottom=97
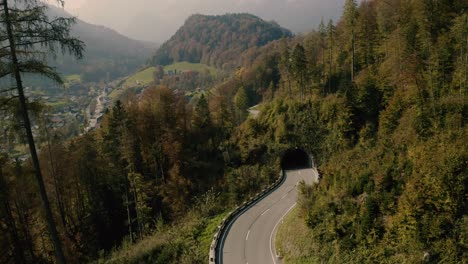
left=60, top=0, right=348, bottom=43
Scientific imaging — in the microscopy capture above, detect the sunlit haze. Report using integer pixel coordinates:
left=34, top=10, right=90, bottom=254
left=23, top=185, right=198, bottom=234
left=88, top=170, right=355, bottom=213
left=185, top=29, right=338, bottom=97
left=56, top=0, right=349, bottom=42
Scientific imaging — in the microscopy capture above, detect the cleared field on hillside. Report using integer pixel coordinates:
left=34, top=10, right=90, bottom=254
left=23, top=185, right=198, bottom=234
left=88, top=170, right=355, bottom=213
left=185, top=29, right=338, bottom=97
left=123, top=66, right=157, bottom=88
left=66, top=74, right=81, bottom=82
left=109, top=67, right=156, bottom=101
left=109, top=62, right=218, bottom=102
left=164, top=62, right=218, bottom=75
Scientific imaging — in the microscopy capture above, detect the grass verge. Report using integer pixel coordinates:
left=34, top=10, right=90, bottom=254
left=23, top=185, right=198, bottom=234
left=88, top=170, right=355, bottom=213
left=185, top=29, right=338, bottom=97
left=276, top=207, right=318, bottom=264
left=97, top=209, right=230, bottom=264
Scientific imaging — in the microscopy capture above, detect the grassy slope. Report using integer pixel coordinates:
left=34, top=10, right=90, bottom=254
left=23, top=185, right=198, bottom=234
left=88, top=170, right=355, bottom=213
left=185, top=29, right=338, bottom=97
left=276, top=208, right=318, bottom=264
left=101, top=210, right=229, bottom=264
left=122, top=67, right=157, bottom=88
left=109, top=62, right=218, bottom=102
left=47, top=100, right=68, bottom=110
left=65, top=74, right=81, bottom=82
left=164, top=62, right=218, bottom=75
left=108, top=67, right=156, bottom=101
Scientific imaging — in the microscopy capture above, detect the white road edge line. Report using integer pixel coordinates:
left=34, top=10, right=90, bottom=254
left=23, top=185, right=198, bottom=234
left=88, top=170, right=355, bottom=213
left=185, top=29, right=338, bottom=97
left=261, top=208, right=271, bottom=216
left=245, top=230, right=250, bottom=241
left=270, top=203, right=297, bottom=264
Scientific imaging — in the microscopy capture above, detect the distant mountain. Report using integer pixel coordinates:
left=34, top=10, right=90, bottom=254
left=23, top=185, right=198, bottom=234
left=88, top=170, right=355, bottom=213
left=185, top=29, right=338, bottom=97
left=74, top=0, right=349, bottom=43
left=152, top=13, right=292, bottom=69
left=46, top=5, right=157, bottom=82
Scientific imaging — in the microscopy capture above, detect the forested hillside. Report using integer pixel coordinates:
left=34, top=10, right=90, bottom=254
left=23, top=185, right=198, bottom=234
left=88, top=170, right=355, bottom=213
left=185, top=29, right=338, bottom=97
left=259, top=0, right=466, bottom=262
left=152, top=13, right=291, bottom=69
left=0, top=0, right=466, bottom=263
left=47, top=5, right=156, bottom=82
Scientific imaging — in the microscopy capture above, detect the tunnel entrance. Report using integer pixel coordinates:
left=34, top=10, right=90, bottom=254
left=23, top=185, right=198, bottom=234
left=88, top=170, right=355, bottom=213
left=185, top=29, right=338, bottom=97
left=281, top=148, right=312, bottom=170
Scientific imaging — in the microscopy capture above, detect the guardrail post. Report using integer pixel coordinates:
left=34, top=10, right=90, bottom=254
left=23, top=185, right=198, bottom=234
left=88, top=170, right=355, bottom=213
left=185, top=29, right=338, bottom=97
left=209, top=170, right=286, bottom=263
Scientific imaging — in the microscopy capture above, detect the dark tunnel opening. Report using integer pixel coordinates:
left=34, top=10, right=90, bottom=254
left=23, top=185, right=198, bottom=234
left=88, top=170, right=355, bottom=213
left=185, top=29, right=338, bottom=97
left=281, top=148, right=311, bottom=170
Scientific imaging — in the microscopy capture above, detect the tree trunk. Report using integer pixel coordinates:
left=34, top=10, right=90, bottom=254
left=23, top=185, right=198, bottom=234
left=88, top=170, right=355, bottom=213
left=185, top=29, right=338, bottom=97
left=2, top=1, right=66, bottom=263
left=132, top=182, right=143, bottom=238
left=351, top=29, right=355, bottom=82
left=322, top=40, right=326, bottom=95
left=125, top=191, right=133, bottom=243
left=0, top=168, right=26, bottom=264
left=44, top=127, right=67, bottom=228
left=463, top=32, right=467, bottom=99
left=14, top=197, right=36, bottom=263
left=329, top=34, right=333, bottom=93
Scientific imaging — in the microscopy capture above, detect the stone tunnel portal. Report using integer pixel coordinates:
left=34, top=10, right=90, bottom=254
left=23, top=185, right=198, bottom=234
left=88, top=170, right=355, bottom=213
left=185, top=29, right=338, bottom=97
left=281, top=148, right=312, bottom=170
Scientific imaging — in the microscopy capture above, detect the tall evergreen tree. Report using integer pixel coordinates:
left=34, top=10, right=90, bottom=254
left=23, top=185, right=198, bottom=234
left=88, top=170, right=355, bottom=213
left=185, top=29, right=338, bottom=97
left=327, top=19, right=335, bottom=93
left=193, top=94, right=214, bottom=150
left=343, top=0, right=358, bottom=81
left=0, top=155, right=27, bottom=263
left=279, top=37, right=292, bottom=94
left=0, top=0, right=83, bottom=263
left=318, top=18, right=327, bottom=94
left=193, top=94, right=212, bottom=133
left=319, top=18, right=327, bottom=68
left=234, top=86, right=249, bottom=123
left=101, top=100, right=139, bottom=243
left=291, top=44, right=307, bottom=99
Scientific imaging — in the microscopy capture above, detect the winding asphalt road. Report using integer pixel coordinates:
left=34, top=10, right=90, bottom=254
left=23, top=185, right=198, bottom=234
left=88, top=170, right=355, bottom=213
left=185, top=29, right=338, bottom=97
left=221, top=168, right=319, bottom=264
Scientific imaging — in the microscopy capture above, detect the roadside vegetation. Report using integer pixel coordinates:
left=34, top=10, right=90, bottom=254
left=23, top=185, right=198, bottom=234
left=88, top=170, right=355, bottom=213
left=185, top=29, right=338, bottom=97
left=277, top=0, right=467, bottom=262
left=276, top=207, right=315, bottom=264
left=99, top=196, right=230, bottom=264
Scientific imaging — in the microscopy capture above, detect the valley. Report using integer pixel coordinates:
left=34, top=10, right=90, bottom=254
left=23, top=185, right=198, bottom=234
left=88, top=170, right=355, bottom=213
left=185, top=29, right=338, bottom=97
left=0, top=1, right=466, bottom=264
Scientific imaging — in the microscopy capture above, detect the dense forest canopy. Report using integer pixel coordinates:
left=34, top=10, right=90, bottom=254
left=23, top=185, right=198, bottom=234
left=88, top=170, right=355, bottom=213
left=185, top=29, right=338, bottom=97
left=152, top=13, right=292, bottom=69
left=0, top=0, right=466, bottom=263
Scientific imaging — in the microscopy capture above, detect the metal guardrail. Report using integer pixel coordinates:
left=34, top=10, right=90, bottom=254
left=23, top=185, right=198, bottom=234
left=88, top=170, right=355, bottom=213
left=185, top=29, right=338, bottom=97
left=208, top=170, right=287, bottom=264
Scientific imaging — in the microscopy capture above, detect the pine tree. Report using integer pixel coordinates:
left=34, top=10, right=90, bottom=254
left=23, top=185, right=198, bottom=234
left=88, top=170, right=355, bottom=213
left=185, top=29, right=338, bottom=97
left=0, top=1, right=84, bottom=262
left=343, top=0, right=358, bottom=81
left=327, top=19, right=335, bottom=93
left=318, top=18, right=327, bottom=94
left=192, top=94, right=214, bottom=150
left=234, top=86, right=249, bottom=123
left=451, top=13, right=467, bottom=98
left=291, top=44, right=307, bottom=99
left=279, top=37, right=292, bottom=94
left=0, top=155, right=27, bottom=263
left=319, top=18, right=327, bottom=68
left=193, top=94, right=212, bottom=133
left=101, top=100, right=140, bottom=242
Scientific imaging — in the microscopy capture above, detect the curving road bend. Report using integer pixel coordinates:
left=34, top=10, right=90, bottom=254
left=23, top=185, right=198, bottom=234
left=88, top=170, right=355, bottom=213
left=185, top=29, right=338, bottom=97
left=221, top=168, right=319, bottom=264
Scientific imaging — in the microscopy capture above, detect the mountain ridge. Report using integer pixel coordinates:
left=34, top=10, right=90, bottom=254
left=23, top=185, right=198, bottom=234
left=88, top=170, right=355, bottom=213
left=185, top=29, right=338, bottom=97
left=152, top=13, right=292, bottom=70
left=46, top=5, right=157, bottom=81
